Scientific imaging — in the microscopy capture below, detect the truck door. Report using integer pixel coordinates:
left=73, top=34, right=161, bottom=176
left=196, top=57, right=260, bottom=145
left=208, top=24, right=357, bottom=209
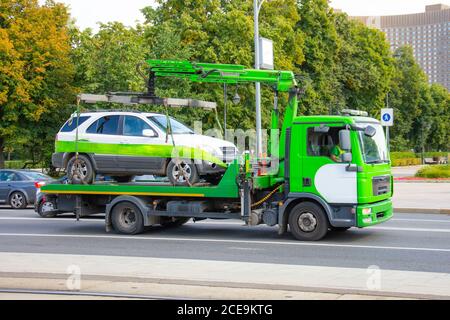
left=302, top=124, right=357, bottom=204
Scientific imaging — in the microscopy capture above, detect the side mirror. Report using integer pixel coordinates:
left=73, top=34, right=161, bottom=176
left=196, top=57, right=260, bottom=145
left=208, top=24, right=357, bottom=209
left=341, top=152, right=352, bottom=163
left=142, top=129, right=156, bottom=137
left=339, top=130, right=352, bottom=151
left=364, top=125, right=377, bottom=138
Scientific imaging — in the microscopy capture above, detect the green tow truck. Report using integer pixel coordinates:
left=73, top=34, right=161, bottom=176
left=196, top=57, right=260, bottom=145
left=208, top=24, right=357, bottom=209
left=38, top=60, right=393, bottom=241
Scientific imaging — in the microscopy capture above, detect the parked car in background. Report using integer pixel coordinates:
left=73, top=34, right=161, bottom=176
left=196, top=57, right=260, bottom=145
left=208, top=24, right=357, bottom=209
left=52, top=111, right=238, bottom=185
left=0, top=170, right=53, bottom=209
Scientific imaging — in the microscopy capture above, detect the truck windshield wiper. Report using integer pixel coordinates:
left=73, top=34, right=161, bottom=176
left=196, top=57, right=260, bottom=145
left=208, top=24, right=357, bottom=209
left=366, top=160, right=384, bottom=164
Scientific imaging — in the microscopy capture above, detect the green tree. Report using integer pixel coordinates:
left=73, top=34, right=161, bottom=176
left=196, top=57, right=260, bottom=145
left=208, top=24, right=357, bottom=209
left=0, top=0, right=76, bottom=168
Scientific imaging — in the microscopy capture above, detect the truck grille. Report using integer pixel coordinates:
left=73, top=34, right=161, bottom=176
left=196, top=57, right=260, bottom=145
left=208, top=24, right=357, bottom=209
left=220, top=147, right=237, bottom=163
left=372, top=175, right=391, bottom=196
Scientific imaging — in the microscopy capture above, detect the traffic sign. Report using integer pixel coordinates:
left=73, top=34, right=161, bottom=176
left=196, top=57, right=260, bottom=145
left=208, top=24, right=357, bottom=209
left=381, top=108, right=394, bottom=126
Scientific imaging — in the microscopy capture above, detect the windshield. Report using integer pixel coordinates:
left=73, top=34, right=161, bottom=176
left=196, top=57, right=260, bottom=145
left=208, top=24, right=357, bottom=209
left=148, top=115, right=194, bottom=134
left=357, top=123, right=389, bottom=164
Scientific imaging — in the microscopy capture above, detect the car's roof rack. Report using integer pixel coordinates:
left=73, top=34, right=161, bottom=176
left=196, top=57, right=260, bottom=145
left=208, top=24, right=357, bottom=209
left=78, top=93, right=217, bottom=110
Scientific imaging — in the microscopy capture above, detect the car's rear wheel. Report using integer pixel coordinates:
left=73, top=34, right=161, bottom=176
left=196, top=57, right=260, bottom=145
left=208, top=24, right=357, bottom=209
left=9, top=191, right=27, bottom=209
left=167, top=159, right=199, bottom=186
left=67, top=154, right=95, bottom=184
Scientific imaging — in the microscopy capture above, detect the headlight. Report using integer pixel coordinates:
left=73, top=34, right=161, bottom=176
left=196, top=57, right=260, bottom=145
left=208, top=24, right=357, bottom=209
left=200, top=145, right=223, bottom=158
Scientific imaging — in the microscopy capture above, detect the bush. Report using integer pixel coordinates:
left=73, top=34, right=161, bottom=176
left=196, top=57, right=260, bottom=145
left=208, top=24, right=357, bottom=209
left=391, top=158, right=422, bottom=167
left=4, top=160, right=43, bottom=169
left=416, top=165, right=450, bottom=178
left=390, top=152, right=416, bottom=160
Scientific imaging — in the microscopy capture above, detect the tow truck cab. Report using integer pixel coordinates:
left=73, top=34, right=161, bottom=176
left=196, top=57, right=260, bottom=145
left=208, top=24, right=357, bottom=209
left=283, top=114, right=393, bottom=230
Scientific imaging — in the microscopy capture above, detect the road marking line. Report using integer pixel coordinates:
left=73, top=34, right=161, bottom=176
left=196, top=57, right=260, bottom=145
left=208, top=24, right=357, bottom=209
left=392, top=218, right=450, bottom=223
left=371, top=226, right=450, bottom=233
left=0, top=232, right=449, bottom=253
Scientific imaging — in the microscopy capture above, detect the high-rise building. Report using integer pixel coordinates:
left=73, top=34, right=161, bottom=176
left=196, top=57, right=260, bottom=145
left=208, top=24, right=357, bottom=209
left=350, top=4, right=450, bottom=91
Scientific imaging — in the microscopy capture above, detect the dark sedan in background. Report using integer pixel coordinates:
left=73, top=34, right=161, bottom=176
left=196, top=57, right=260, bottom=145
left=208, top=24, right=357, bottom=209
left=0, top=170, right=52, bottom=209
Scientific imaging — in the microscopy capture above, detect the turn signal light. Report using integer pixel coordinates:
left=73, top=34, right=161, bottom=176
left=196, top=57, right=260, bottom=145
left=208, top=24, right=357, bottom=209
left=362, top=208, right=372, bottom=215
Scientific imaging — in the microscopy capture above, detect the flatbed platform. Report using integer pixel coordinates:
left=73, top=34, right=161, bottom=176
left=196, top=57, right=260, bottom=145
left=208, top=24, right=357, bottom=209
left=41, top=164, right=241, bottom=199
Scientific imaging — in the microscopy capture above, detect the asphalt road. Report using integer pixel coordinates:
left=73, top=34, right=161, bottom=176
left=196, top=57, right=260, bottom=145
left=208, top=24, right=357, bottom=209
left=0, top=207, right=449, bottom=274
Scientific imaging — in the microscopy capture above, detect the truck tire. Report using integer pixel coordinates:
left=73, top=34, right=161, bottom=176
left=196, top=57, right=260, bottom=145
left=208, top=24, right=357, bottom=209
left=67, top=154, right=95, bottom=184
left=161, top=217, right=191, bottom=228
left=167, top=159, right=199, bottom=186
left=111, top=201, right=145, bottom=235
left=288, top=202, right=329, bottom=241
left=37, top=200, right=58, bottom=218
left=9, top=191, right=28, bottom=209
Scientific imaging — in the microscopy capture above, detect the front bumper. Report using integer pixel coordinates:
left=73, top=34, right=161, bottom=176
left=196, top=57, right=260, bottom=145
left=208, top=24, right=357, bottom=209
left=52, top=153, right=64, bottom=168
left=356, top=198, right=393, bottom=228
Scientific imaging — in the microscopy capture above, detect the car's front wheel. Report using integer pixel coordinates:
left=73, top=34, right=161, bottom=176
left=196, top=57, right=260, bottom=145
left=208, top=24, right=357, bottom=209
left=67, top=154, right=95, bottom=184
left=167, top=159, right=199, bottom=186
left=9, top=191, right=28, bottom=209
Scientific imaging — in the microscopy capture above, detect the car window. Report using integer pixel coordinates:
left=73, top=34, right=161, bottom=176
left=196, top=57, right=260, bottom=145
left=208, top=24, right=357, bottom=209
left=123, top=116, right=155, bottom=137
left=86, top=115, right=120, bottom=135
left=22, top=171, right=51, bottom=180
left=60, top=116, right=90, bottom=133
left=0, top=171, right=18, bottom=182
left=149, top=115, right=193, bottom=134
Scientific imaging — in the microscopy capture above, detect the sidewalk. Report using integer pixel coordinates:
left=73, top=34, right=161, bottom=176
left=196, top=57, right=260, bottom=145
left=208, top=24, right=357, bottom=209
left=1, top=252, right=447, bottom=299
left=393, top=182, right=450, bottom=214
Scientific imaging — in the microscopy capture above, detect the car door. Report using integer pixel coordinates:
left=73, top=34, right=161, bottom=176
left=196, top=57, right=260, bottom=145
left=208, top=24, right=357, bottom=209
left=116, top=115, right=167, bottom=174
left=0, top=171, right=11, bottom=202
left=301, top=124, right=357, bottom=204
left=82, top=115, right=121, bottom=171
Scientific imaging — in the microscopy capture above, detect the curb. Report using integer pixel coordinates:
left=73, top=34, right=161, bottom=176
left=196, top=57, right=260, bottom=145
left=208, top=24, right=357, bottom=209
left=1, top=272, right=446, bottom=300
left=394, top=208, right=450, bottom=214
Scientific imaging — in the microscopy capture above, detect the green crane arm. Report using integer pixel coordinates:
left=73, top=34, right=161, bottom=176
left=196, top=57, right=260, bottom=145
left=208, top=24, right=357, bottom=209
left=146, top=60, right=297, bottom=92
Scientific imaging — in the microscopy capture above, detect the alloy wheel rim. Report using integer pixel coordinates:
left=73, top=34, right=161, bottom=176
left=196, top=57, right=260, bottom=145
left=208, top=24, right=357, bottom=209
left=172, top=162, right=192, bottom=183
left=71, top=160, right=88, bottom=180
left=11, top=193, right=24, bottom=208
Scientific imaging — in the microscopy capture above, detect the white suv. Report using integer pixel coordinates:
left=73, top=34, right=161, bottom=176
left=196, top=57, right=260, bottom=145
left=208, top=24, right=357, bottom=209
left=52, top=111, right=238, bottom=185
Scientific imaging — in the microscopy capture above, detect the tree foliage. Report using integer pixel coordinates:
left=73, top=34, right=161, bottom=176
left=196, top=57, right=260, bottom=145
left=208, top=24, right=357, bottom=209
left=0, top=0, right=449, bottom=169
left=0, top=0, right=75, bottom=168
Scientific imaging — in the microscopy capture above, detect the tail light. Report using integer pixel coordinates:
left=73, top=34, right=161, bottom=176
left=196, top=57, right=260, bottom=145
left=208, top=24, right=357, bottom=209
left=35, top=181, right=46, bottom=189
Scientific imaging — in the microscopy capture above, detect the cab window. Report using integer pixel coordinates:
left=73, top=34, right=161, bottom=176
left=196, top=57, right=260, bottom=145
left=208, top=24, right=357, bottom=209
left=86, top=115, right=120, bottom=135
left=306, top=126, right=345, bottom=157
left=123, top=116, right=155, bottom=137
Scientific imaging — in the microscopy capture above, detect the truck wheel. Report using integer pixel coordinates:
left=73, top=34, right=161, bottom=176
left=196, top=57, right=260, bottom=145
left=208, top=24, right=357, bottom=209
left=161, top=217, right=191, bottom=228
left=9, top=191, right=27, bottom=209
left=111, top=202, right=145, bottom=235
left=67, top=154, right=95, bottom=184
left=37, top=200, right=58, bottom=218
left=167, top=160, right=199, bottom=186
left=288, top=202, right=329, bottom=241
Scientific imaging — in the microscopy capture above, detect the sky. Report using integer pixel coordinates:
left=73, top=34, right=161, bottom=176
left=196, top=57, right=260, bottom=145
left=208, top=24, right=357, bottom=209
left=39, top=0, right=450, bottom=31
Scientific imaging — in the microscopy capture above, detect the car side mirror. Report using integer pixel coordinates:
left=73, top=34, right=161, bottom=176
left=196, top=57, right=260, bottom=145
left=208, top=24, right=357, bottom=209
left=341, top=152, right=352, bottom=163
left=339, top=129, right=352, bottom=151
left=142, top=129, right=156, bottom=137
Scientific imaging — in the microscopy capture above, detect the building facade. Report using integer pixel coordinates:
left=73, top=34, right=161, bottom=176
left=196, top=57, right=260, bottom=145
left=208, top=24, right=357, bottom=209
left=352, top=4, right=450, bottom=91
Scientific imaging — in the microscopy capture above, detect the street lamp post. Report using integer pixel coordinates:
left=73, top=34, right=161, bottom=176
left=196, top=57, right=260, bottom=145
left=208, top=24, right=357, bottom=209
left=254, top=0, right=265, bottom=157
